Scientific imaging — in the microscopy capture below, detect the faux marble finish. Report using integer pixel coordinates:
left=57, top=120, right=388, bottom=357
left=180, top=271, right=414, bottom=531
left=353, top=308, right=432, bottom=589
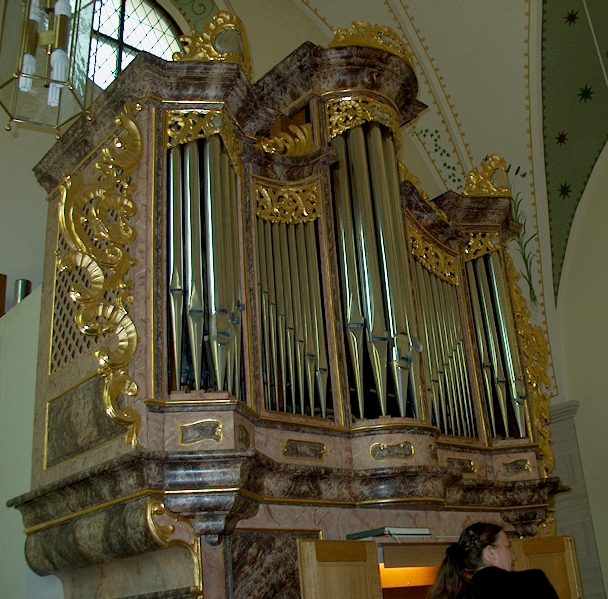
left=226, top=529, right=319, bottom=599
left=46, top=376, right=123, bottom=467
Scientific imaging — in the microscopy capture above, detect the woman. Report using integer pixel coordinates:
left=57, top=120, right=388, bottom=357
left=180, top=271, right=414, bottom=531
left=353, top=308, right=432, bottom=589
left=428, top=522, right=558, bottom=599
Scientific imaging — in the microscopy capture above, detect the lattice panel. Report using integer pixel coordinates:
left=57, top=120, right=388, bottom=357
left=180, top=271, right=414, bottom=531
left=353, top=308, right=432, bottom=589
left=50, top=234, right=105, bottom=373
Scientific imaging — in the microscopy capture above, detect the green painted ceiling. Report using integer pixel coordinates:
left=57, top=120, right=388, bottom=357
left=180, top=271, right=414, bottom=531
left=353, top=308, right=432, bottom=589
left=542, top=0, right=608, bottom=294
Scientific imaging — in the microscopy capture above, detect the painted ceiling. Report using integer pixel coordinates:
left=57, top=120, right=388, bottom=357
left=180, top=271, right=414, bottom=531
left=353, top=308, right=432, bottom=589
left=172, top=0, right=608, bottom=303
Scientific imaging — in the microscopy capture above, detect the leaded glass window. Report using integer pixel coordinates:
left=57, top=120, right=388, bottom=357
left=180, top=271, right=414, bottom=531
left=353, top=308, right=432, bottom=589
left=90, top=0, right=182, bottom=90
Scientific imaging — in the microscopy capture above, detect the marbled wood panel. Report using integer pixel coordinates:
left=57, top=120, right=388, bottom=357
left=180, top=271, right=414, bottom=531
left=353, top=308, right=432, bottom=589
left=227, top=529, right=319, bottom=599
left=46, top=376, right=124, bottom=467
left=25, top=497, right=159, bottom=575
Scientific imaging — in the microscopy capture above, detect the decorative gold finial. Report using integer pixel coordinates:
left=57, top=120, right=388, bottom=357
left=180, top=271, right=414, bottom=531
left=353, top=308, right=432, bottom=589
left=173, top=11, right=252, bottom=79
left=463, top=154, right=512, bottom=197
left=329, top=21, right=412, bottom=65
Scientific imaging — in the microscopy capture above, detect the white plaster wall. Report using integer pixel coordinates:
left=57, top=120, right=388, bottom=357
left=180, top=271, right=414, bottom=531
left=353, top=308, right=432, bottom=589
left=558, top=140, right=608, bottom=590
left=0, top=289, right=63, bottom=598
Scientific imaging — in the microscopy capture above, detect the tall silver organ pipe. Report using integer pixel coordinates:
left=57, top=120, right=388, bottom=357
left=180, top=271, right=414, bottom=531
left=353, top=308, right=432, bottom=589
left=467, top=252, right=528, bottom=438
left=167, top=134, right=243, bottom=395
left=331, top=122, right=420, bottom=420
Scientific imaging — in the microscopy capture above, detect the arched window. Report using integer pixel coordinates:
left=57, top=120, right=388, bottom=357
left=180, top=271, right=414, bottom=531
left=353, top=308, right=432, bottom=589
left=90, top=0, right=182, bottom=90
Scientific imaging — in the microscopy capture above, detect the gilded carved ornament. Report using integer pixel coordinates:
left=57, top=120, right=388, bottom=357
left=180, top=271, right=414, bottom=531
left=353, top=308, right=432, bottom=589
left=57, top=102, right=142, bottom=447
left=173, top=11, right=252, bottom=80
left=329, top=21, right=413, bottom=66
left=408, top=222, right=459, bottom=285
left=506, top=254, right=553, bottom=476
left=255, top=123, right=315, bottom=157
left=463, top=154, right=512, bottom=197
left=325, top=95, right=401, bottom=145
left=463, top=232, right=502, bottom=262
left=399, top=161, right=449, bottom=224
left=147, top=499, right=203, bottom=597
left=254, top=177, right=321, bottom=224
left=166, top=109, right=242, bottom=167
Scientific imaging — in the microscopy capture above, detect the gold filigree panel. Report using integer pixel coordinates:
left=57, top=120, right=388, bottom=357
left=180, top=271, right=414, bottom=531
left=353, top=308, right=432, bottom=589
left=166, top=109, right=242, bottom=168
left=55, top=102, right=143, bottom=447
left=325, top=95, right=400, bottom=145
left=329, top=21, right=413, bottom=66
left=408, top=222, right=459, bottom=285
left=254, top=176, right=321, bottom=224
left=463, top=232, right=502, bottom=262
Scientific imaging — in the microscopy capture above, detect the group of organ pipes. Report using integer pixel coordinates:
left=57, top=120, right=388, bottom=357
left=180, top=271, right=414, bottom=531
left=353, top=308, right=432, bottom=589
left=165, top=106, right=529, bottom=443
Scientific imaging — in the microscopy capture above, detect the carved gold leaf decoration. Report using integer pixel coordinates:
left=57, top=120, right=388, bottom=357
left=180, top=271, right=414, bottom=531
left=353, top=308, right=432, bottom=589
left=463, top=154, right=512, bottom=197
left=463, top=232, right=502, bottom=262
left=255, top=177, right=320, bottom=224
left=147, top=499, right=203, bottom=596
left=409, top=222, right=459, bottom=285
left=57, top=102, right=142, bottom=447
left=400, top=161, right=449, bottom=224
left=325, top=96, right=400, bottom=145
left=329, top=21, right=412, bottom=65
left=173, top=11, right=252, bottom=79
left=256, top=123, right=315, bottom=156
left=166, top=109, right=242, bottom=167
left=507, top=254, right=553, bottom=476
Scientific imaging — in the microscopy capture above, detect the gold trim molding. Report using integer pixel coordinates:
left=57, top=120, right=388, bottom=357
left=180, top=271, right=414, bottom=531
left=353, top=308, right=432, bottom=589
left=166, top=109, right=242, bottom=167
left=329, top=21, right=413, bottom=66
left=463, top=154, right=512, bottom=197
left=507, top=254, right=553, bottom=476
left=254, top=176, right=321, bottom=224
left=147, top=499, right=203, bottom=597
left=173, top=11, right=252, bottom=80
left=325, top=95, right=401, bottom=144
left=409, top=222, right=460, bottom=285
left=57, top=102, right=143, bottom=447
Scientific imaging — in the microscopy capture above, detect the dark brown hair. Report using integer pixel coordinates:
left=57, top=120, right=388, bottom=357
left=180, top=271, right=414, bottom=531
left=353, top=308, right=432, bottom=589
left=427, top=522, right=503, bottom=599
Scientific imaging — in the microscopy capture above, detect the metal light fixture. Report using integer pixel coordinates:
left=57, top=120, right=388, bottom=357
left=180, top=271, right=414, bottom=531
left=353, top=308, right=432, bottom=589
left=0, top=0, right=94, bottom=134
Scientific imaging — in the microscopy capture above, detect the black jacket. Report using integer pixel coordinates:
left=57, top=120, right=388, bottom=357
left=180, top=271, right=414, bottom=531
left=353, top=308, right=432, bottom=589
left=470, top=566, right=559, bottom=599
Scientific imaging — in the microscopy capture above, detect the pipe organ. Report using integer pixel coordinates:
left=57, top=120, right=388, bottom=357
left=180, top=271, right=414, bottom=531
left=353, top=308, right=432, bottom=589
left=11, top=16, right=560, bottom=599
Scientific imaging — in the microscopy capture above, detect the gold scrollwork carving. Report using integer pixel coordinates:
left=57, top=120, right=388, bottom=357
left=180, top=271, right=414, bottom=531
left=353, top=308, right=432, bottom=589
left=325, top=96, right=400, bottom=144
left=57, top=102, right=142, bottom=446
left=166, top=110, right=242, bottom=167
left=180, top=419, right=223, bottom=445
left=370, top=440, right=415, bottom=460
left=463, top=154, right=512, bottom=197
left=329, top=21, right=413, bottom=66
left=254, top=177, right=320, bottom=224
left=507, top=254, right=553, bottom=476
left=409, top=222, right=459, bottom=285
left=173, top=11, right=252, bottom=79
left=147, top=499, right=203, bottom=597
left=255, top=123, right=315, bottom=156
left=463, top=232, right=502, bottom=262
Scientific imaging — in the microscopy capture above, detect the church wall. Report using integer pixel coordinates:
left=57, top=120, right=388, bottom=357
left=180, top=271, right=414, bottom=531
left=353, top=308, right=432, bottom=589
left=558, top=140, right=608, bottom=591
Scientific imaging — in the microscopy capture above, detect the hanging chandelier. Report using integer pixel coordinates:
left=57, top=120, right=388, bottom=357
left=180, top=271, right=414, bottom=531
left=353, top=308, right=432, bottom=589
left=0, top=0, right=94, bottom=135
